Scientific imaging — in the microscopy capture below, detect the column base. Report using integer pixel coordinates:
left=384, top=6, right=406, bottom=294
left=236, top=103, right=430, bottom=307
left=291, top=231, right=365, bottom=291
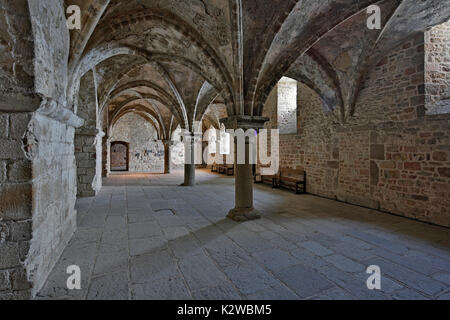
left=227, top=207, right=260, bottom=222
left=180, top=182, right=197, bottom=187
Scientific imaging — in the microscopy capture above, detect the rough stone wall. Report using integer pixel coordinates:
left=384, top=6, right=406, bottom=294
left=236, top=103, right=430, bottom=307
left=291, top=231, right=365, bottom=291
left=171, top=127, right=186, bottom=170
left=28, top=0, right=69, bottom=103
left=1, top=111, right=78, bottom=299
left=111, top=113, right=164, bottom=173
left=354, top=34, right=450, bottom=227
left=263, top=34, right=450, bottom=227
left=75, top=71, right=102, bottom=197
left=25, top=113, right=78, bottom=297
left=0, top=112, right=33, bottom=299
left=0, top=0, right=82, bottom=299
left=0, top=0, right=36, bottom=111
left=263, top=82, right=339, bottom=200
left=425, top=20, right=450, bottom=115
left=75, top=134, right=97, bottom=196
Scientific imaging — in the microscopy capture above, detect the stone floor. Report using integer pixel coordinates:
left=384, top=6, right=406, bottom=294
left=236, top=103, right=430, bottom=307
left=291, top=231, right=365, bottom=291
left=37, top=170, right=450, bottom=300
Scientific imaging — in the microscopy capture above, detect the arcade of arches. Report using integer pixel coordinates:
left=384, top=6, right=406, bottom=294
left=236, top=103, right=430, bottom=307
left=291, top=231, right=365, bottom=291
left=0, top=1, right=450, bottom=300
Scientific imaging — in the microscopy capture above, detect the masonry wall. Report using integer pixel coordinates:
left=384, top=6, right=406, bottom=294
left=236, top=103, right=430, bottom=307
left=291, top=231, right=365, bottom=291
left=0, top=0, right=79, bottom=299
left=264, top=34, right=450, bottom=227
left=425, top=20, right=450, bottom=115
left=171, top=127, right=186, bottom=170
left=75, top=133, right=98, bottom=197
left=75, top=71, right=102, bottom=197
left=0, top=112, right=33, bottom=299
left=111, top=113, right=164, bottom=173
left=25, top=113, right=78, bottom=297
left=0, top=0, right=35, bottom=112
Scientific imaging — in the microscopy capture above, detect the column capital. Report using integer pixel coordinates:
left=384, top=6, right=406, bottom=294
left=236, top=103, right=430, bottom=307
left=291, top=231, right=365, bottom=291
left=180, top=131, right=203, bottom=137
left=219, top=115, right=269, bottom=130
left=37, top=97, right=84, bottom=128
left=180, top=131, right=203, bottom=143
left=97, top=129, right=105, bottom=138
left=161, top=140, right=174, bottom=146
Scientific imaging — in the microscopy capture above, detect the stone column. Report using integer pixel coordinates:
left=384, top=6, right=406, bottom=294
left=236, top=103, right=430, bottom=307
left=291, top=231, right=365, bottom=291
left=74, top=127, right=104, bottom=196
left=104, top=138, right=112, bottom=177
left=75, top=129, right=98, bottom=197
left=221, top=116, right=269, bottom=222
left=183, top=133, right=196, bottom=186
left=94, top=129, right=105, bottom=192
left=230, top=138, right=256, bottom=219
left=102, top=135, right=109, bottom=177
left=162, top=140, right=173, bottom=174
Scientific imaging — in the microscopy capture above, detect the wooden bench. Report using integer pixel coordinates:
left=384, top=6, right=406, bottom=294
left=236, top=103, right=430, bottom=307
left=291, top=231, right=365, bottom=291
left=218, top=164, right=234, bottom=176
left=211, top=163, right=218, bottom=172
left=277, top=167, right=306, bottom=194
left=254, top=165, right=280, bottom=188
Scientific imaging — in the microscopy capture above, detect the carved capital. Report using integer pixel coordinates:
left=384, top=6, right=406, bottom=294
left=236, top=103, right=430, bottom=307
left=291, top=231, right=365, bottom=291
left=220, top=115, right=269, bottom=130
left=161, top=140, right=174, bottom=147
left=37, top=97, right=84, bottom=128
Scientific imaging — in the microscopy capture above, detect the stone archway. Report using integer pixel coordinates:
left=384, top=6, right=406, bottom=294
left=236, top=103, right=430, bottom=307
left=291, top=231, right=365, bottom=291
left=110, top=141, right=129, bottom=172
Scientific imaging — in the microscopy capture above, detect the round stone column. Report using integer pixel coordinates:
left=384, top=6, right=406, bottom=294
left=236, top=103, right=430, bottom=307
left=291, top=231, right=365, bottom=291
left=183, top=133, right=196, bottom=186
left=221, top=115, right=269, bottom=222
left=162, top=140, right=173, bottom=174
left=227, top=138, right=258, bottom=221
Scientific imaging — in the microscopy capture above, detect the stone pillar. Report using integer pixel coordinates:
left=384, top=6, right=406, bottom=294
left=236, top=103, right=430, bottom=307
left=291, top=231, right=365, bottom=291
left=229, top=138, right=257, bottom=219
left=94, top=129, right=105, bottom=192
left=101, top=135, right=108, bottom=177
left=221, top=116, right=269, bottom=222
left=75, top=129, right=101, bottom=197
left=105, top=138, right=111, bottom=176
left=183, top=133, right=196, bottom=186
left=162, top=140, right=173, bottom=174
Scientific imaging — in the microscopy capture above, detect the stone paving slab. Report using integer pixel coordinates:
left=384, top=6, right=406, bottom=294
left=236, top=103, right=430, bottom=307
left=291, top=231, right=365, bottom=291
left=38, top=170, right=450, bottom=300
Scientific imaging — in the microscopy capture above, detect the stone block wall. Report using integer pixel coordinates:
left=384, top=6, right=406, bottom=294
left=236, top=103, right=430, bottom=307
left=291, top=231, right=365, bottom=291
left=0, top=112, right=33, bottom=300
left=0, top=0, right=81, bottom=300
left=0, top=0, right=35, bottom=112
left=25, top=113, right=77, bottom=297
left=129, top=142, right=165, bottom=173
left=263, top=34, right=450, bottom=227
left=75, top=70, right=102, bottom=197
left=354, top=34, right=449, bottom=227
left=111, top=113, right=165, bottom=173
left=75, top=133, right=98, bottom=197
left=171, top=127, right=186, bottom=170
left=0, top=110, right=77, bottom=299
left=171, top=142, right=186, bottom=170
left=425, top=20, right=450, bottom=115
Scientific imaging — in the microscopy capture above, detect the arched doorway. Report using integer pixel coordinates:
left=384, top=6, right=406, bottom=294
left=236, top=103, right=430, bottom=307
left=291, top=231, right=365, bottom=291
left=111, top=141, right=129, bottom=172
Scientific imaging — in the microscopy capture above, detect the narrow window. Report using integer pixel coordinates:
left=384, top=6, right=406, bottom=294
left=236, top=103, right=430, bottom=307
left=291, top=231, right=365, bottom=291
left=425, top=20, right=450, bottom=115
left=277, top=77, right=298, bottom=134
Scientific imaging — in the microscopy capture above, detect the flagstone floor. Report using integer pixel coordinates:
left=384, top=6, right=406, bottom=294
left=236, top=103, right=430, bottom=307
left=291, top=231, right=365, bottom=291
left=37, top=170, right=450, bottom=300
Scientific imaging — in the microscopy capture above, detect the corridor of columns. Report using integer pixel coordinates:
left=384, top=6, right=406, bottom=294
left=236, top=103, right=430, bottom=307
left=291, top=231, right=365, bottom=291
left=1, top=0, right=450, bottom=301
left=38, top=170, right=450, bottom=300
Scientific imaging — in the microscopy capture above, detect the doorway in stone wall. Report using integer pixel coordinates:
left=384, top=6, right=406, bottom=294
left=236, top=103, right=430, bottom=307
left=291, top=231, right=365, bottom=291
left=111, top=141, right=129, bottom=172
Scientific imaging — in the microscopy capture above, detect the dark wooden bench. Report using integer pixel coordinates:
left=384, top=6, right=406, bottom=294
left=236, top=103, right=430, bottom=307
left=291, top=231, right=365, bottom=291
left=277, top=167, right=306, bottom=194
left=218, top=164, right=234, bottom=176
left=254, top=165, right=280, bottom=188
left=211, top=163, right=218, bottom=172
